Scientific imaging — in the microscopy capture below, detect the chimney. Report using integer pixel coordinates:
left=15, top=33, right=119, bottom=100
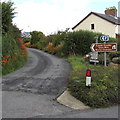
left=105, top=7, right=117, bottom=17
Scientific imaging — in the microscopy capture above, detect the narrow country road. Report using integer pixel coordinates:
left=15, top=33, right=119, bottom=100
left=2, top=48, right=72, bottom=118
left=2, top=48, right=119, bottom=119
left=2, top=48, right=71, bottom=95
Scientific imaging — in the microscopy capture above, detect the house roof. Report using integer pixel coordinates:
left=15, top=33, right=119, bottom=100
left=72, top=12, right=120, bottom=30
left=21, top=32, right=31, bottom=38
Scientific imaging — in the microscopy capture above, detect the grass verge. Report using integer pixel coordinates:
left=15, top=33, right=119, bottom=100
left=67, top=55, right=119, bottom=108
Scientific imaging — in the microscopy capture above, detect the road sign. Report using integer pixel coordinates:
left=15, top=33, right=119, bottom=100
left=90, top=59, right=99, bottom=63
left=100, top=35, right=109, bottom=41
left=91, top=43, right=117, bottom=52
left=90, top=52, right=98, bottom=60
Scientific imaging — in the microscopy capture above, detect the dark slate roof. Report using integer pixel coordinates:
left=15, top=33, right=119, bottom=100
left=72, top=12, right=120, bottom=30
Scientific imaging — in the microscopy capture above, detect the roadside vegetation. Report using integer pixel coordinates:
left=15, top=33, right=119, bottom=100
left=1, top=1, right=27, bottom=75
left=26, top=29, right=119, bottom=57
left=20, top=10, right=120, bottom=108
left=1, top=0, right=119, bottom=109
left=67, top=56, right=119, bottom=108
left=26, top=29, right=119, bottom=108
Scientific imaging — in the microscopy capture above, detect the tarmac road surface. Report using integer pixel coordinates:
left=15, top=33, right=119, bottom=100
left=2, top=48, right=119, bottom=119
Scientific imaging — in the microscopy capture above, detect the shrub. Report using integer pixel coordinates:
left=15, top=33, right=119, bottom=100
left=109, top=51, right=120, bottom=60
left=2, top=34, right=27, bottom=75
left=98, top=53, right=110, bottom=65
left=112, top=57, right=120, bottom=64
left=30, top=30, right=119, bottom=59
left=30, top=31, right=45, bottom=45
left=52, top=30, right=112, bottom=57
left=2, top=1, right=27, bottom=75
left=23, top=37, right=31, bottom=43
left=61, top=30, right=96, bottom=56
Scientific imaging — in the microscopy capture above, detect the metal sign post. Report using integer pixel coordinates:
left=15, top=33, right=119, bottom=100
left=104, top=42, right=107, bottom=67
left=90, top=35, right=117, bottom=67
left=95, top=36, right=98, bottom=66
left=100, top=35, right=109, bottom=67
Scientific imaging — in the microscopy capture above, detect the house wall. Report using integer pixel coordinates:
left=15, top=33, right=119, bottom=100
left=116, top=25, right=120, bottom=34
left=73, top=14, right=116, bottom=38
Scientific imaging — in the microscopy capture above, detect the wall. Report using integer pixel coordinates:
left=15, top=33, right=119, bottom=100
left=73, top=14, right=116, bottom=38
left=115, top=25, right=120, bottom=34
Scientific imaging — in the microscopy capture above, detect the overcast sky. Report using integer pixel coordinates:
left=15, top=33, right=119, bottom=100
left=2, top=0, right=120, bottom=35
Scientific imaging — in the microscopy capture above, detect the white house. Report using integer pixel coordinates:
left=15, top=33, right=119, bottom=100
left=72, top=7, right=120, bottom=38
left=21, top=32, right=31, bottom=38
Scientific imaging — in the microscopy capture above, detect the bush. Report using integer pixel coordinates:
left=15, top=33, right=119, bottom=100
left=41, top=32, right=66, bottom=56
left=112, top=57, right=120, bottom=64
left=61, top=30, right=96, bottom=56
left=23, top=37, right=31, bottom=43
left=40, top=30, right=102, bottom=57
left=45, top=30, right=117, bottom=57
left=2, top=1, right=27, bottom=75
left=30, top=31, right=45, bottom=45
left=30, top=30, right=119, bottom=59
left=109, top=51, right=120, bottom=60
left=2, top=34, right=27, bottom=75
left=98, top=53, right=110, bottom=65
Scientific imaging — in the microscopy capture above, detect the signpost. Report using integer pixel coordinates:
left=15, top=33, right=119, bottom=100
left=90, top=35, right=117, bottom=67
left=100, top=35, right=109, bottom=66
left=100, top=35, right=109, bottom=41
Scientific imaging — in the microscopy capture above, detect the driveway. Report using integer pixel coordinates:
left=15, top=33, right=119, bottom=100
left=2, top=48, right=119, bottom=119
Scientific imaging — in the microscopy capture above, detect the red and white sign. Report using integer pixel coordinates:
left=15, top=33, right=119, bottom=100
left=91, top=43, right=117, bottom=52
left=86, top=69, right=91, bottom=87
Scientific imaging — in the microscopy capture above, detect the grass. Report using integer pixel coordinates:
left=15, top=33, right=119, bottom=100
left=2, top=52, right=27, bottom=75
left=67, top=55, right=119, bottom=108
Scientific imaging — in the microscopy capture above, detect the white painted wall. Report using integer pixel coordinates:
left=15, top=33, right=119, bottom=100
left=73, top=14, right=116, bottom=38
left=116, top=25, right=120, bottom=34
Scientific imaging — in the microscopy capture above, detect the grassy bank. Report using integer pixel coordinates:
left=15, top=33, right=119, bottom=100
left=2, top=35, right=27, bottom=75
left=67, top=56, right=119, bottom=108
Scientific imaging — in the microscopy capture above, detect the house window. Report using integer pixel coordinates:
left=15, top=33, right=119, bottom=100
left=91, top=24, right=94, bottom=30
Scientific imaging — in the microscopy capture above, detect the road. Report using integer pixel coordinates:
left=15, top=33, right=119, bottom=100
left=2, top=48, right=119, bottom=119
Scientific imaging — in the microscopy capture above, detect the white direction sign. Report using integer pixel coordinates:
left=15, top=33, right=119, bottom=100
left=100, top=35, right=109, bottom=41
left=91, top=52, right=98, bottom=60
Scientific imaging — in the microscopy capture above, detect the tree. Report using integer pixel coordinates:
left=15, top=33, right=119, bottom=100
left=2, top=1, right=16, bottom=33
left=30, top=31, right=45, bottom=44
left=2, top=1, right=21, bottom=38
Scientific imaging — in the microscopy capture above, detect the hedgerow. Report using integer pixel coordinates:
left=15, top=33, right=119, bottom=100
left=30, top=29, right=119, bottom=58
left=2, top=1, right=27, bottom=75
left=2, top=34, right=27, bottom=75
